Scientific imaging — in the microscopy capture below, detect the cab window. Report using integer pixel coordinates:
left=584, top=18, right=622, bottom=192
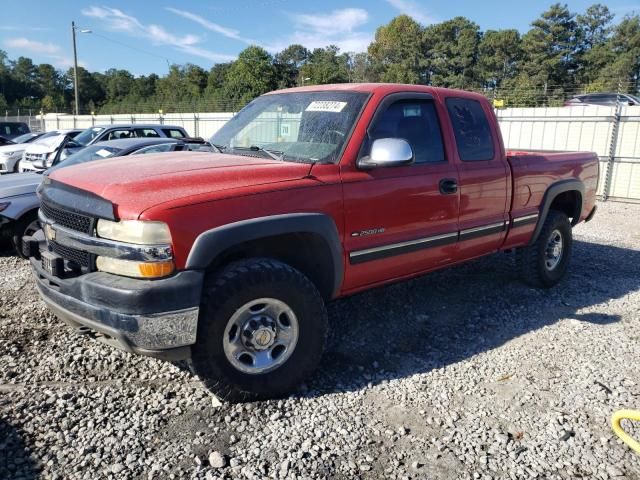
left=446, top=98, right=495, bottom=161
left=369, top=99, right=445, bottom=164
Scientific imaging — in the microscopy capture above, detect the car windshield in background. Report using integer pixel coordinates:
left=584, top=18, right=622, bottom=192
left=13, top=133, right=39, bottom=143
left=49, top=145, right=121, bottom=172
left=210, top=91, right=368, bottom=164
left=74, top=127, right=105, bottom=146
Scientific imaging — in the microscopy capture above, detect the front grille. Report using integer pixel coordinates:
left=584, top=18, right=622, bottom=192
left=41, top=201, right=94, bottom=234
left=49, top=240, right=91, bottom=268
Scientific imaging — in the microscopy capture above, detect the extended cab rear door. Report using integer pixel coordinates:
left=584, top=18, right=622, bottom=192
left=340, top=92, right=460, bottom=291
left=443, top=94, right=510, bottom=259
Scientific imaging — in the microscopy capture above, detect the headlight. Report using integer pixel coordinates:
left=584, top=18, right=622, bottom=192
left=96, top=219, right=172, bottom=245
left=2, top=150, right=19, bottom=158
left=96, top=257, right=174, bottom=279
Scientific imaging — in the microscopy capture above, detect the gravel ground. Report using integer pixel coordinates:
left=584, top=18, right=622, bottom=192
left=1, top=200, right=639, bottom=480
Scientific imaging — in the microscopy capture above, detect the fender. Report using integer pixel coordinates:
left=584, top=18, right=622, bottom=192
left=185, top=213, right=344, bottom=296
left=529, top=179, right=584, bottom=245
left=0, top=193, right=39, bottom=222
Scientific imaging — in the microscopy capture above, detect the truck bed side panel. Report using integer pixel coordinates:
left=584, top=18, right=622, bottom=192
left=502, top=150, right=599, bottom=249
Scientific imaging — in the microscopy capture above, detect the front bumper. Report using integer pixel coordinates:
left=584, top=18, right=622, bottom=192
left=29, top=238, right=203, bottom=361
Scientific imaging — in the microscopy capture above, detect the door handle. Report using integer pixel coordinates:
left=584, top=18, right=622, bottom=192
left=439, top=178, right=458, bottom=195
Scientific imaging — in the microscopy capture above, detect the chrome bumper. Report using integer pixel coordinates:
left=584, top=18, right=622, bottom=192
left=34, top=271, right=199, bottom=360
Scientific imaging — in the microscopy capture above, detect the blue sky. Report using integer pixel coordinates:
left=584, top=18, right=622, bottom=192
left=2, top=0, right=639, bottom=75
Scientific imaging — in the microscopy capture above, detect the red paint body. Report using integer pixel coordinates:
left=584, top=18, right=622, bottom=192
left=48, top=84, right=599, bottom=297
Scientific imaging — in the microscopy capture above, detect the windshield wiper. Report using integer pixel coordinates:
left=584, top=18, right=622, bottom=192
left=210, top=143, right=227, bottom=153
left=233, top=145, right=284, bottom=161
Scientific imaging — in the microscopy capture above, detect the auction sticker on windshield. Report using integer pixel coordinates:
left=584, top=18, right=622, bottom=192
left=306, top=101, right=347, bottom=112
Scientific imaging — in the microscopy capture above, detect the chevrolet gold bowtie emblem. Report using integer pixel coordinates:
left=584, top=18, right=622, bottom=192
left=44, top=224, right=56, bottom=242
left=256, top=330, right=271, bottom=346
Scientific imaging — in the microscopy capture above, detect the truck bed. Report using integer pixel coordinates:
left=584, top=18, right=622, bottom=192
left=502, top=149, right=599, bottom=248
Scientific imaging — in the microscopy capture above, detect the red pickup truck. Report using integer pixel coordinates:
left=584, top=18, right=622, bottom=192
left=25, top=84, right=598, bottom=401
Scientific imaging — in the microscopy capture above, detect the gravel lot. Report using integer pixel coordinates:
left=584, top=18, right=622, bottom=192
left=1, top=200, right=639, bottom=480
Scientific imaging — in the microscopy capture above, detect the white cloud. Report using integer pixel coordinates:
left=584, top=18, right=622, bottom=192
left=273, top=8, right=373, bottom=53
left=385, top=0, right=436, bottom=24
left=4, top=37, right=60, bottom=55
left=164, top=6, right=372, bottom=54
left=81, top=5, right=235, bottom=62
left=165, top=7, right=251, bottom=43
left=3, top=37, right=85, bottom=69
left=291, top=8, right=369, bottom=36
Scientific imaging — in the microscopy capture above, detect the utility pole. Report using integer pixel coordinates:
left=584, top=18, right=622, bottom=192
left=72, top=21, right=79, bottom=116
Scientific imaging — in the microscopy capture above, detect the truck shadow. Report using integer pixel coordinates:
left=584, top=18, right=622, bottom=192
left=0, top=417, right=40, bottom=479
left=306, top=239, right=636, bottom=396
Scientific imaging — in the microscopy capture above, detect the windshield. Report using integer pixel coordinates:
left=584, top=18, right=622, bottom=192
left=13, top=133, right=39, bottom=144
left=74, top=127, right=105, bottom=146
left=47, top=145, right=122, bottom=172
left=211, top=91, right=368, bottom=164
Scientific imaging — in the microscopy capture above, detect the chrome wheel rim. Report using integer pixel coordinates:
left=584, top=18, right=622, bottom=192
left=223, top=298, right=299, bottom=374
left=545, top=229, right=564, bottom=271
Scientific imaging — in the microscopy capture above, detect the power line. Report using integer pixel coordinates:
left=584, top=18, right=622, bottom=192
left=87, top=31, right=179, bottom=68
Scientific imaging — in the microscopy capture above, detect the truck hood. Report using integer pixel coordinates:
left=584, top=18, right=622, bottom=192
left=0, top=172, right=42, bottom=198
left=47, top=152, right=312, bottom=218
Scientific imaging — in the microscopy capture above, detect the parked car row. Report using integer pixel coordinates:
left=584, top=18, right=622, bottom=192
left=0, top=122, right=214, bottom=255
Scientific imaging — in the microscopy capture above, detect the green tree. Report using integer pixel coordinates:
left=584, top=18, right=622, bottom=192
left=423, top=16, right=481, bottom=88
left=274, top=44, right=310, bottom=87
left=576, top=4, right=615, bottom=85
left=520, top=3, right=579, bottom=99
left=223, top=46, right=277, bottom=107
left=301, top=46, right=349, bottom=84
left=600, top=14, right=640, bottom=92
left=368, top=15, right=425, bottom=83
left=478, top=29, right=522, bottom=89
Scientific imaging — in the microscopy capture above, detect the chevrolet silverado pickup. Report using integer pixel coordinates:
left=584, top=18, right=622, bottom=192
left=24, top=84, right=598, bottom=402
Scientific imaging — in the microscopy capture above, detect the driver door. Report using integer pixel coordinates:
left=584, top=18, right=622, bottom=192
left=341, top=93, right=460, bottom=291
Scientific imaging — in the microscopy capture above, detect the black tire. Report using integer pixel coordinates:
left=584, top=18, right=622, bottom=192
left=190, top=258, right=328, bottom=402
left=516, top=210, right=572, bottom=288
left=12, top=210, right=39, bottom=259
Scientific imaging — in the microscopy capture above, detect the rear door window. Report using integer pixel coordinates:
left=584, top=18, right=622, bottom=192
left=134, top=128, right=161, bottom=138
left=162, top=128, right=186, bottom=139
left=103, top=129, right=133, bottom=141
left=446, top=98, right=495, bottom=161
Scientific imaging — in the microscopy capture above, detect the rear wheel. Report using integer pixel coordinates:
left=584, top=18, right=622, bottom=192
left=190, top=258, right=328, bottom=402
left=12, top=210, right=39, bottom=259
left=516, top=210, right=572, bottom=288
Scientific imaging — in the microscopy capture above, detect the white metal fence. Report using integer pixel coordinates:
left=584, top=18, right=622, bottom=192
left=40, top=105, right=640, bottom=202
left=498, top=105, right=640, bottom=202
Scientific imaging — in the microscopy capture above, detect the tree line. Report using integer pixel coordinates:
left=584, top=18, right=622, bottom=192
left=1, top=3, right=639, bottom=114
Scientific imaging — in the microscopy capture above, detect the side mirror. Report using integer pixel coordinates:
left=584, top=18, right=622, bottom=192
left=358, top=138, right=414, bottom=170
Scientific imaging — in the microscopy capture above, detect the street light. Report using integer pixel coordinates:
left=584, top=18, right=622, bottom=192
left=71, top=21, right=92, bottom=116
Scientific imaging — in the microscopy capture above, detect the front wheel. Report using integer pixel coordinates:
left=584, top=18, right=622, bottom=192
left=12, top=210, right=39, bottom=259
left=190, top=258, right=328, bottom=402
left=516, top=210, right=573, bottom=288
